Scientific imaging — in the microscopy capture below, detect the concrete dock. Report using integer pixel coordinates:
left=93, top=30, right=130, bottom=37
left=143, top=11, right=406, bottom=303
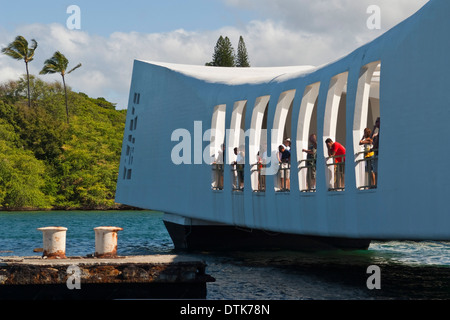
left=0, top=254, right=215, bottom=300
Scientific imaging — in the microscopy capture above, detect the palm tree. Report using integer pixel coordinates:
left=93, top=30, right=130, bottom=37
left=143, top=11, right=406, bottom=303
left=1, top=36, right=38, bottom=108
left=40, top=51, right=81, bottom=124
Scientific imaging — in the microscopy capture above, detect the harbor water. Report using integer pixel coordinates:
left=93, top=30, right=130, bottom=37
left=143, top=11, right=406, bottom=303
left=0, top=210, right=449, bottom=300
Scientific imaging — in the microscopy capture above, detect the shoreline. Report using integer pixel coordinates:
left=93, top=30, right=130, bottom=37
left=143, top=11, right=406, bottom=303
left=0, top=204, right=146, bottom=212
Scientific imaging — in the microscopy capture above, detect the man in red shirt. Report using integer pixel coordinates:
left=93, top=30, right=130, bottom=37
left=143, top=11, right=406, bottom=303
left=325, top=138, right=346, bottom=189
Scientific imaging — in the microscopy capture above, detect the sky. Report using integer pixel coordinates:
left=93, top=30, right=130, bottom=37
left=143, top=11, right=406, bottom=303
left=0, top=0, right=429, bottom=109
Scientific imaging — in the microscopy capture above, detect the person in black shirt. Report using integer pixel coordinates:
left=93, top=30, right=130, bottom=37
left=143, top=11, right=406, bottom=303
left=278, top=145, right=290, bottom=190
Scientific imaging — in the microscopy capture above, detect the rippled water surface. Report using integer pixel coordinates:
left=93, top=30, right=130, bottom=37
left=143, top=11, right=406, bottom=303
left=1, top=210, right=449, bottom=300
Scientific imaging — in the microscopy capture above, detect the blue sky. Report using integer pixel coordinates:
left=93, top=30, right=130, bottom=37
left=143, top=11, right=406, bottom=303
left=0, top=0, right=428, bottom=109
left=0, top=1, right=257, bottom=36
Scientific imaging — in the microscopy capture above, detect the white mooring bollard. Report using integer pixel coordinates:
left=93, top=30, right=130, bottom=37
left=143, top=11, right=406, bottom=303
left=36, top=226, right=68, bottom=259
left=94, top=226, right=123, bottom=258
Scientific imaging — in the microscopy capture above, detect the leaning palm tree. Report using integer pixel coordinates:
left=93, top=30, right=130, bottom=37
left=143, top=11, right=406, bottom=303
left=1, top=36, right=38, bottom=108
left=40, top=51, right=81, bottom=124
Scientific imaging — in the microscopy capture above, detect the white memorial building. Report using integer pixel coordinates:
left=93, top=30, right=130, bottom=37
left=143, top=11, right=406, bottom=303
left=116, top=0, right=450, bottom=250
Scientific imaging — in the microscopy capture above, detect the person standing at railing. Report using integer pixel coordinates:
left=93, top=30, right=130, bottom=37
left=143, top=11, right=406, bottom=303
left=283, top=138, right=291, bottom=151
left=213, top=144, right=225, bottom=189
left=359, top=128, right=375, bottom=188
left=371, top=117, right=380, bottom=186
left=278, top=145, right=291, bottom=191
left=302, top=133, right=317, bottom=190
left=371, top=117, right=380, bottom=155
left=325, top=138, right=346, bottom=189
left=233, top=146, right=245, bottom=190
left=257, top=144, right=267, bottom=191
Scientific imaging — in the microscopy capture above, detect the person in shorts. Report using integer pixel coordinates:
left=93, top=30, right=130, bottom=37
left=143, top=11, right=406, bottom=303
left=278, top=145, right=291, bottom=190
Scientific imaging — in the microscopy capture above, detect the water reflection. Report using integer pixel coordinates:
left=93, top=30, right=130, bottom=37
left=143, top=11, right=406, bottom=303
left=187, top=241, right=450, bottom=300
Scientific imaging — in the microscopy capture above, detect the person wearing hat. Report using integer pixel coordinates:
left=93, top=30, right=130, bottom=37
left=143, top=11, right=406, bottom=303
left=278, top=144, right=291, bottom=191
left=283, top=138, right=291, bottom=151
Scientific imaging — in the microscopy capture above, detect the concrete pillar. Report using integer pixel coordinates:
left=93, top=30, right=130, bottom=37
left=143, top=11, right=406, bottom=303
left=37, top=226, right=68, bottom=259
left=94, top=226, right=123, bottom=258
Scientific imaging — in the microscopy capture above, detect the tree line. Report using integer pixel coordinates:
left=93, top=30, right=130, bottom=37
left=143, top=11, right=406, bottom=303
left=0, top=35, right=251, bottom=210
left=0, top=35, right=125, bottom=211
left=205, top=35, right=250, bottom=67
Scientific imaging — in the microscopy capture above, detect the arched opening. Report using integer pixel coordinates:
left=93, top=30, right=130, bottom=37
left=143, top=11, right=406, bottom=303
left=210, top=104, right=226, bottom=190
left=229, top=100, right=247, bottom=191
left=353, top=61, right=381, bottom=190
left=272, top=89, right=295, bottom=192
left=323, top=72, right=348, bottom=191
left=297, top=82, right=320, bottom=192
left=249, top=96, right=270, bottom=192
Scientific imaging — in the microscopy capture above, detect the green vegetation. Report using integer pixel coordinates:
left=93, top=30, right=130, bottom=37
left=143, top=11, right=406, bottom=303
left=236, top=36, right=250, bottom=68
left=205, top=35, right=250, bottom=67
left=40, top=51, right=82, bottom=124
left=1, top=36, right=38, bottom=108
left=0, top=76, right=126, bottom=211
left=0, top=34, right=127, bottom=211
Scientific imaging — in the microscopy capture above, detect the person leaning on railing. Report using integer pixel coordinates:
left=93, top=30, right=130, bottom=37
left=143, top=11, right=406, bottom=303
left=325, top=138, right=346, bottom=190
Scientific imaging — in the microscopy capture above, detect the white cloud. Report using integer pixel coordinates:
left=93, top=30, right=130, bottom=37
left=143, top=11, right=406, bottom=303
left=0, top=24, right=219, bottom=109
left=224, top=0, right=428, bottom=33
left=0, top=1, right=430, bottom=109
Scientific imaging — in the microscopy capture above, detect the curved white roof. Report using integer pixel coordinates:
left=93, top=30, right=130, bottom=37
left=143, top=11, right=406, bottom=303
left=138, top=60, right=317, bottom=85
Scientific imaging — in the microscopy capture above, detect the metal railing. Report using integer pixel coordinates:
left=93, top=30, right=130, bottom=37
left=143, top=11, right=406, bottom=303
left=251, top=162, right=266, bottom=192
left=298, top=159, right=316, bottom=192
left=355, top=149, right=378, bottom=190
left=213, top=150, right=378, bottom=193
left=326, top=154, right=345, bottom=191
